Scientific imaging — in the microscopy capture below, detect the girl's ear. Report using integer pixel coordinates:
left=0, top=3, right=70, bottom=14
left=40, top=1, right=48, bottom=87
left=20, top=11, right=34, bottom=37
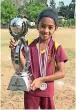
left=55, top=26, right=58, bottom=30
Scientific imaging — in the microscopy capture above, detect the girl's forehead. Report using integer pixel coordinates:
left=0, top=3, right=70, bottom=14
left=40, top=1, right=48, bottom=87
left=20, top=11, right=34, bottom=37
left=39, top=17, right=55, bottom=25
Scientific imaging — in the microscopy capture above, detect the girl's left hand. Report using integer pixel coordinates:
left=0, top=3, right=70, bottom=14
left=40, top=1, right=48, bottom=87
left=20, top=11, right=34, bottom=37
left=30, top=77, right=43, bottom=91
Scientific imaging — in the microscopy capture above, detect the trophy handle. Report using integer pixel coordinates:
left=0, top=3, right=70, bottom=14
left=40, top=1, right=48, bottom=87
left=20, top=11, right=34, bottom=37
left=11, top=41, right=23, bottom=72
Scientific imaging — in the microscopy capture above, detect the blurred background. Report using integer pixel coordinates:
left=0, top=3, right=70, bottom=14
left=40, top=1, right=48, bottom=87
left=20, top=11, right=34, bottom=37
left=1, top=0, right=76, bottom=109
left=1, top=0, right=75, bottom=28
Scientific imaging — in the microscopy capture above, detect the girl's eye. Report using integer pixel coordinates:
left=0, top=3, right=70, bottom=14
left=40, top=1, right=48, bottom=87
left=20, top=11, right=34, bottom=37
left=49, top=26, right=53, bottom=30
left=41, top=24, right=46, bottom=28
left=40, top=24, right=54, bottom=30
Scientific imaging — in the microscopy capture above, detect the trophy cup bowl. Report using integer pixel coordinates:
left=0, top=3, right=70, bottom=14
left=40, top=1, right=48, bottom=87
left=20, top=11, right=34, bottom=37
left=8, top=17, right=32, bottom=91
left=9, top=17, right=28, bottom=40
left=10, top=18, right=23, bottom=34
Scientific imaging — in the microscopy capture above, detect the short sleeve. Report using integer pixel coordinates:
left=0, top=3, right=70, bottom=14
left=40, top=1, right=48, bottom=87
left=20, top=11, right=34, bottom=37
left=55, top=45, right=68, bottom=63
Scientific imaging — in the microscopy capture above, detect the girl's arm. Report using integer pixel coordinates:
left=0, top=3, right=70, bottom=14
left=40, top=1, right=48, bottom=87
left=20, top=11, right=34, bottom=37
left=30, top=62, right=65, bottom=90
left=40, top=62, right=65, bottom=82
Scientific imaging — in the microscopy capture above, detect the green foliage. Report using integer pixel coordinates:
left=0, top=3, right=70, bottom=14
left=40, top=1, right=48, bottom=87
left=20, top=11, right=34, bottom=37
left=58, top=0, right=75, bottom=19
left=68, top=1, right=75, bottom=19
left=1, top=0, right=17, bottom=27
left=51, top=0, right=56, bottom=8
left=58, top=19, right=75, bottom=27
left=1, top=0, right=75, bottom=28
left=1, top=0, right=47, bottom=28
left=19, top=2, right=47, bottom=22
left=47, top=0, right=56, bottom=9
left=67, top=19, right=75, bottom=27
left=58, top=6, right=70, bottom=18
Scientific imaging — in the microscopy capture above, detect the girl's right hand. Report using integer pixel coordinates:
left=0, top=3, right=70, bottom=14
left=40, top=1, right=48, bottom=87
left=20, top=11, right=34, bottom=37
left=9, top=38, right=18, bottom=49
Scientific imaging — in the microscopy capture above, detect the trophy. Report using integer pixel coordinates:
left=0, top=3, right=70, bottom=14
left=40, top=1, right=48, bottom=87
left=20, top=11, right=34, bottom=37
left=7, top=17, right=33, bottom=91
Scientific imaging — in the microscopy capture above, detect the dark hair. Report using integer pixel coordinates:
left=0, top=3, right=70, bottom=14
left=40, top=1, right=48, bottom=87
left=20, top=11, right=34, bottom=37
left=38, top=8, right=58, bottom=26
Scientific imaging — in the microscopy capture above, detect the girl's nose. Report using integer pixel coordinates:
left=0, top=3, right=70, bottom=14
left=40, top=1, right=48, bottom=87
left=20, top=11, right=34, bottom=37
left=44, top=27, right=49, bottom=33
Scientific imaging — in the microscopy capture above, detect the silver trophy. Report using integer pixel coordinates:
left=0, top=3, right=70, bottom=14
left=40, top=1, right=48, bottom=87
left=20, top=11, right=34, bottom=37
left=7, top=17, right=33, bottom=91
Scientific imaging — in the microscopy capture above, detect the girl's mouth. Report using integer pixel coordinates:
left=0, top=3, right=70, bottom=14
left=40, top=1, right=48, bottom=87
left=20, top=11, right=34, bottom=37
left=42, top=34, right=50, bottom=37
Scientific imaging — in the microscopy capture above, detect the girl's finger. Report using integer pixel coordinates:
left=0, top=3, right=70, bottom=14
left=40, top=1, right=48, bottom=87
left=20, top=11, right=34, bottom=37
left=30, top=81, right=35, bottom=87
left=30, top=85, right=37, bottom=91
left=10, top=40, right=18, bottom=47
left=10, top=38, right=17, bottom=44
left=30, top=84, right=34, bottom=88
left=9, top=43, right=15, bottom=49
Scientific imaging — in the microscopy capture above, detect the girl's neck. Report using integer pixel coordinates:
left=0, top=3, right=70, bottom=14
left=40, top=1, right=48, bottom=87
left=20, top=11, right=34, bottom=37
left=39, top=37, right=50, bottom=44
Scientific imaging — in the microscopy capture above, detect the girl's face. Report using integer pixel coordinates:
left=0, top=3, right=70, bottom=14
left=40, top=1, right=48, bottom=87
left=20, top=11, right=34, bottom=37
left=37, top=17, right=57, bottom=41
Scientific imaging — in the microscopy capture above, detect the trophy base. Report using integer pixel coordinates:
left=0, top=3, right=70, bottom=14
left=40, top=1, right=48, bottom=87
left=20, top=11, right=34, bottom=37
left=7, top=72, right=32, bottom=91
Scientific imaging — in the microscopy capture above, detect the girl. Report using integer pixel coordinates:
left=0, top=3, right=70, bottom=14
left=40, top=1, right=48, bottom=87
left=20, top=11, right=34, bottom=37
left=9, top=8, right=68, bottom=109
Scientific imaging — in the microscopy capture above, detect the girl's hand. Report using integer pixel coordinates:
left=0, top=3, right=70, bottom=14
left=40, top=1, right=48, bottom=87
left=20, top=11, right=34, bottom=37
left=9, top=38, right=18, bottom=49
left=30, top=77, right=44, bottom=91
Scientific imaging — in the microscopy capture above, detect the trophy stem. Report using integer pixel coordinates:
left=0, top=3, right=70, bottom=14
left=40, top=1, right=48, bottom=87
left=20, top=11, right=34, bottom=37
left=20, top=37, right=31, bottom=70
